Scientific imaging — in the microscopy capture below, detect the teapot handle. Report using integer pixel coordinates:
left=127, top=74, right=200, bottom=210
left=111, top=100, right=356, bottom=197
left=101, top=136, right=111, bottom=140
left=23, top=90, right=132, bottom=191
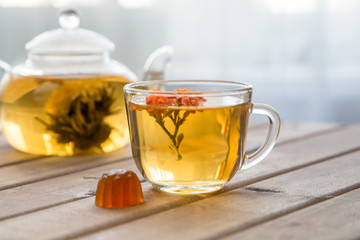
left=142, top=45, right=174, bottom=81
left=0, top=60, right=11, bottom=132
left=0, top=60, right=11, bottom=75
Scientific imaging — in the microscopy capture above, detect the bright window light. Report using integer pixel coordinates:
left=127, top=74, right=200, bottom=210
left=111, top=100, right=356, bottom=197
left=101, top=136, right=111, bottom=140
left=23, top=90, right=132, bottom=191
left=0, top=0, right=48, bottom=7
left=0, top=0, right=104, bottom=7
left=260, top=0, right=318, bottom=14
left=50, top=0, right=103, bottom=8
left=117, top=0, right=154, bottom=9
left=327, top=0, right=358, bottom=12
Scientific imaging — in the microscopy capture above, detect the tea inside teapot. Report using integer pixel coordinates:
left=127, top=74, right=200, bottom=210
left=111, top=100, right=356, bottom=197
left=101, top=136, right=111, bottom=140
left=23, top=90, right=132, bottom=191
left=0, top=9, right=172, bottom=156
left=1, top=74, right=131, bottom=155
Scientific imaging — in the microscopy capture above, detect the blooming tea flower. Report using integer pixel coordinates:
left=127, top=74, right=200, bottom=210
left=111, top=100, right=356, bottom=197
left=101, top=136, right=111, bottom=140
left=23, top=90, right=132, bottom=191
left=131, top=88, right=206, bottom=160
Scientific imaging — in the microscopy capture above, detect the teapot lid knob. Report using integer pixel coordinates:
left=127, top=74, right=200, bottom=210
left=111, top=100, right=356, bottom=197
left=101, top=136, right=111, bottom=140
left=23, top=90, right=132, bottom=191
left=58, top=9, right=80, bottom=29
left=26, top=9, right=115, bottom=55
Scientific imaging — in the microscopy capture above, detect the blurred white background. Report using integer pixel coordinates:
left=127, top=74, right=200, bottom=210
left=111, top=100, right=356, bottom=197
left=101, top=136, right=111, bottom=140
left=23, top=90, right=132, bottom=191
left=0, top=0, right=359, bottom=123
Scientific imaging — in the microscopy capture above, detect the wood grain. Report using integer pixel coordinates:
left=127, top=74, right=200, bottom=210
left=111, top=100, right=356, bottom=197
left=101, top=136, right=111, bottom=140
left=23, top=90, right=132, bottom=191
left=0, top=147, right=132, bottom=190
left=0, top=124, right=358, bottom=240
left=0, top=123, right=337, bottom=220
left=0, top=122, right=338, bottom=189
left=0, top=123, right=356, bottom=240
left=0, top=150, right=43, bottom=167
left=0, top=122, right=337, bottom=168
left=0, top=134, right=7, bottom=146
left=74, top=150, right=360, bottom=240
left=246, top=121, right=340, bottom=151
left=226, top=124, right=360, bottom=190
left=0, top=183, right=204, bottom=240
left=222, top=189, right=360, bottom=240
left=0, top=159, right=143, bottom=220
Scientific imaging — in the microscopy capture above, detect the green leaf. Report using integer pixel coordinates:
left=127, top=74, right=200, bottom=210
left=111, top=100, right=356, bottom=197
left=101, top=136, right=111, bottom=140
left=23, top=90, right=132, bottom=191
left=177, top=133, right=184, bottom=147
left=163, top=110, right=173, bottom=118
left=183, top=111, right=191, bottom=119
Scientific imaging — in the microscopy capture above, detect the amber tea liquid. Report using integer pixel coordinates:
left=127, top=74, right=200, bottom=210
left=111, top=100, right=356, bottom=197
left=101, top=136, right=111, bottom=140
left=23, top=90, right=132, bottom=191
left=0, top=75, right=131, bottom=155
left=128, top=100, right=250, bottom=194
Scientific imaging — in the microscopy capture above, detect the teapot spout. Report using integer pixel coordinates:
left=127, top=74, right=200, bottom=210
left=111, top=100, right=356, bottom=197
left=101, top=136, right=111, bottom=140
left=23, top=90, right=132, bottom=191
left=142, top=45, right=173, bottom=81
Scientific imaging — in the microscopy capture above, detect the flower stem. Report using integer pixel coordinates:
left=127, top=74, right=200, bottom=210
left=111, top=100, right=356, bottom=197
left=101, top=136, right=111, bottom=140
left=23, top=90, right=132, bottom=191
left=151, top=110, right=190, bottom=160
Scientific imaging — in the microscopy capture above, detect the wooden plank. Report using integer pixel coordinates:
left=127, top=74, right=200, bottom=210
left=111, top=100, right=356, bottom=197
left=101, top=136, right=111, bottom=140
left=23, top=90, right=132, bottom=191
left=0, top=183, right=204, bottom=240
left=221, top=189, right=360, bottom=240
left=0, top=121, right=266, bottom=166
left=247, top=119, right=266, bottom=130
left=246, top=121, right=340, bottom=151
left=0, top=122, right=337, bottom=168
left=0, top=118, right=257, bottom=148
left=0, top=131, right=43, bottom=166
left=0, top=125, right=268, bottom=183
left=0, top=125, right=359, bottom=240
left=226, top=124, right=360, bottom=190
left=273, top=122, right=341, bottom=143
left=0, top=134, right=7, bottom=146
left=0, top=150, right=42, bottom=168
left=0, top=124, right=334, bottom=198
left=0, top=123, right=334, bottom=221
left=0, top=159, right=144, bottom=220
left=74, top=149, right=360, bottom=240
left=71, top=190, right=310, bottom=240
left=0, top=147, right=132, bottom=190
left=0, top=122, right=330, bottom=190
left=241, top=150, right=359, bottom=199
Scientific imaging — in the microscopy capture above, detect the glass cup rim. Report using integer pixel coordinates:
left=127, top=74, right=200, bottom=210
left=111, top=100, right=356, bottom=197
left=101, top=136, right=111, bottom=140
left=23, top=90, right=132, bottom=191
left=123, top=80, right=253, bottom=96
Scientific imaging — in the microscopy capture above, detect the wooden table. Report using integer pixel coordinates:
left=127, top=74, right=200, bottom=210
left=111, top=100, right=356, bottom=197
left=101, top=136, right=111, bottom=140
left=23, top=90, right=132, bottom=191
left=0, top=122, right=359, bottom=240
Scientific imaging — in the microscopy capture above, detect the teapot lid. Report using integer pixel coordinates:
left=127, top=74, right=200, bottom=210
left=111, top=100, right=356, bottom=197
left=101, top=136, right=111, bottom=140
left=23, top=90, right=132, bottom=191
left=25, top=9, right=115, bottom=56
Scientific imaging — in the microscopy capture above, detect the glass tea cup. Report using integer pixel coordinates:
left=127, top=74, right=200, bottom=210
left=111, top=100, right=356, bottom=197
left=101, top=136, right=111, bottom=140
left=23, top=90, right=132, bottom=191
left=124, top=80, right=280, bottom=194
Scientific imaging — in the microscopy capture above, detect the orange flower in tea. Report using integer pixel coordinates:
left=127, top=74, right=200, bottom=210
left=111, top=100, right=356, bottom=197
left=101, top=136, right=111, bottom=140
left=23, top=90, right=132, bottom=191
left=174, top=88, right=206, bottom=113
left=144, top=89, right=174, bottom=114
left=174, top=88, right=206, bottom=107
left=130, top=88, right=206, bottom=160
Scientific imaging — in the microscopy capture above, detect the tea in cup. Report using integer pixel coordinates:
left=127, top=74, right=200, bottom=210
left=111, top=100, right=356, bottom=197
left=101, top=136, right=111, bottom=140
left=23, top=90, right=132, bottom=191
left=124, top=80, right=280, bottom=194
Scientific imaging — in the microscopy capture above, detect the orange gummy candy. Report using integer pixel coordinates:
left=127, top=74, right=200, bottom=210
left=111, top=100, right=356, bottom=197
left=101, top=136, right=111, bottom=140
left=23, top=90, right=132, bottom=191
left=95, top=169, right=144, bottom=208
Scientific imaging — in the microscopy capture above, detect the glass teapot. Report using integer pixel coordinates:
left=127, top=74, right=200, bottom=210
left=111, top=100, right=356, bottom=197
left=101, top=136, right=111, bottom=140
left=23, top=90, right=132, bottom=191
left=0, top=9, right=173, bottom=156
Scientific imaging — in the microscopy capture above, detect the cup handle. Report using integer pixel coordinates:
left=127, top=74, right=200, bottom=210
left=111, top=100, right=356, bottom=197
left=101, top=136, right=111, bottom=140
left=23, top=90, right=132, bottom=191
left=242, top=103, right=281, bottom=170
